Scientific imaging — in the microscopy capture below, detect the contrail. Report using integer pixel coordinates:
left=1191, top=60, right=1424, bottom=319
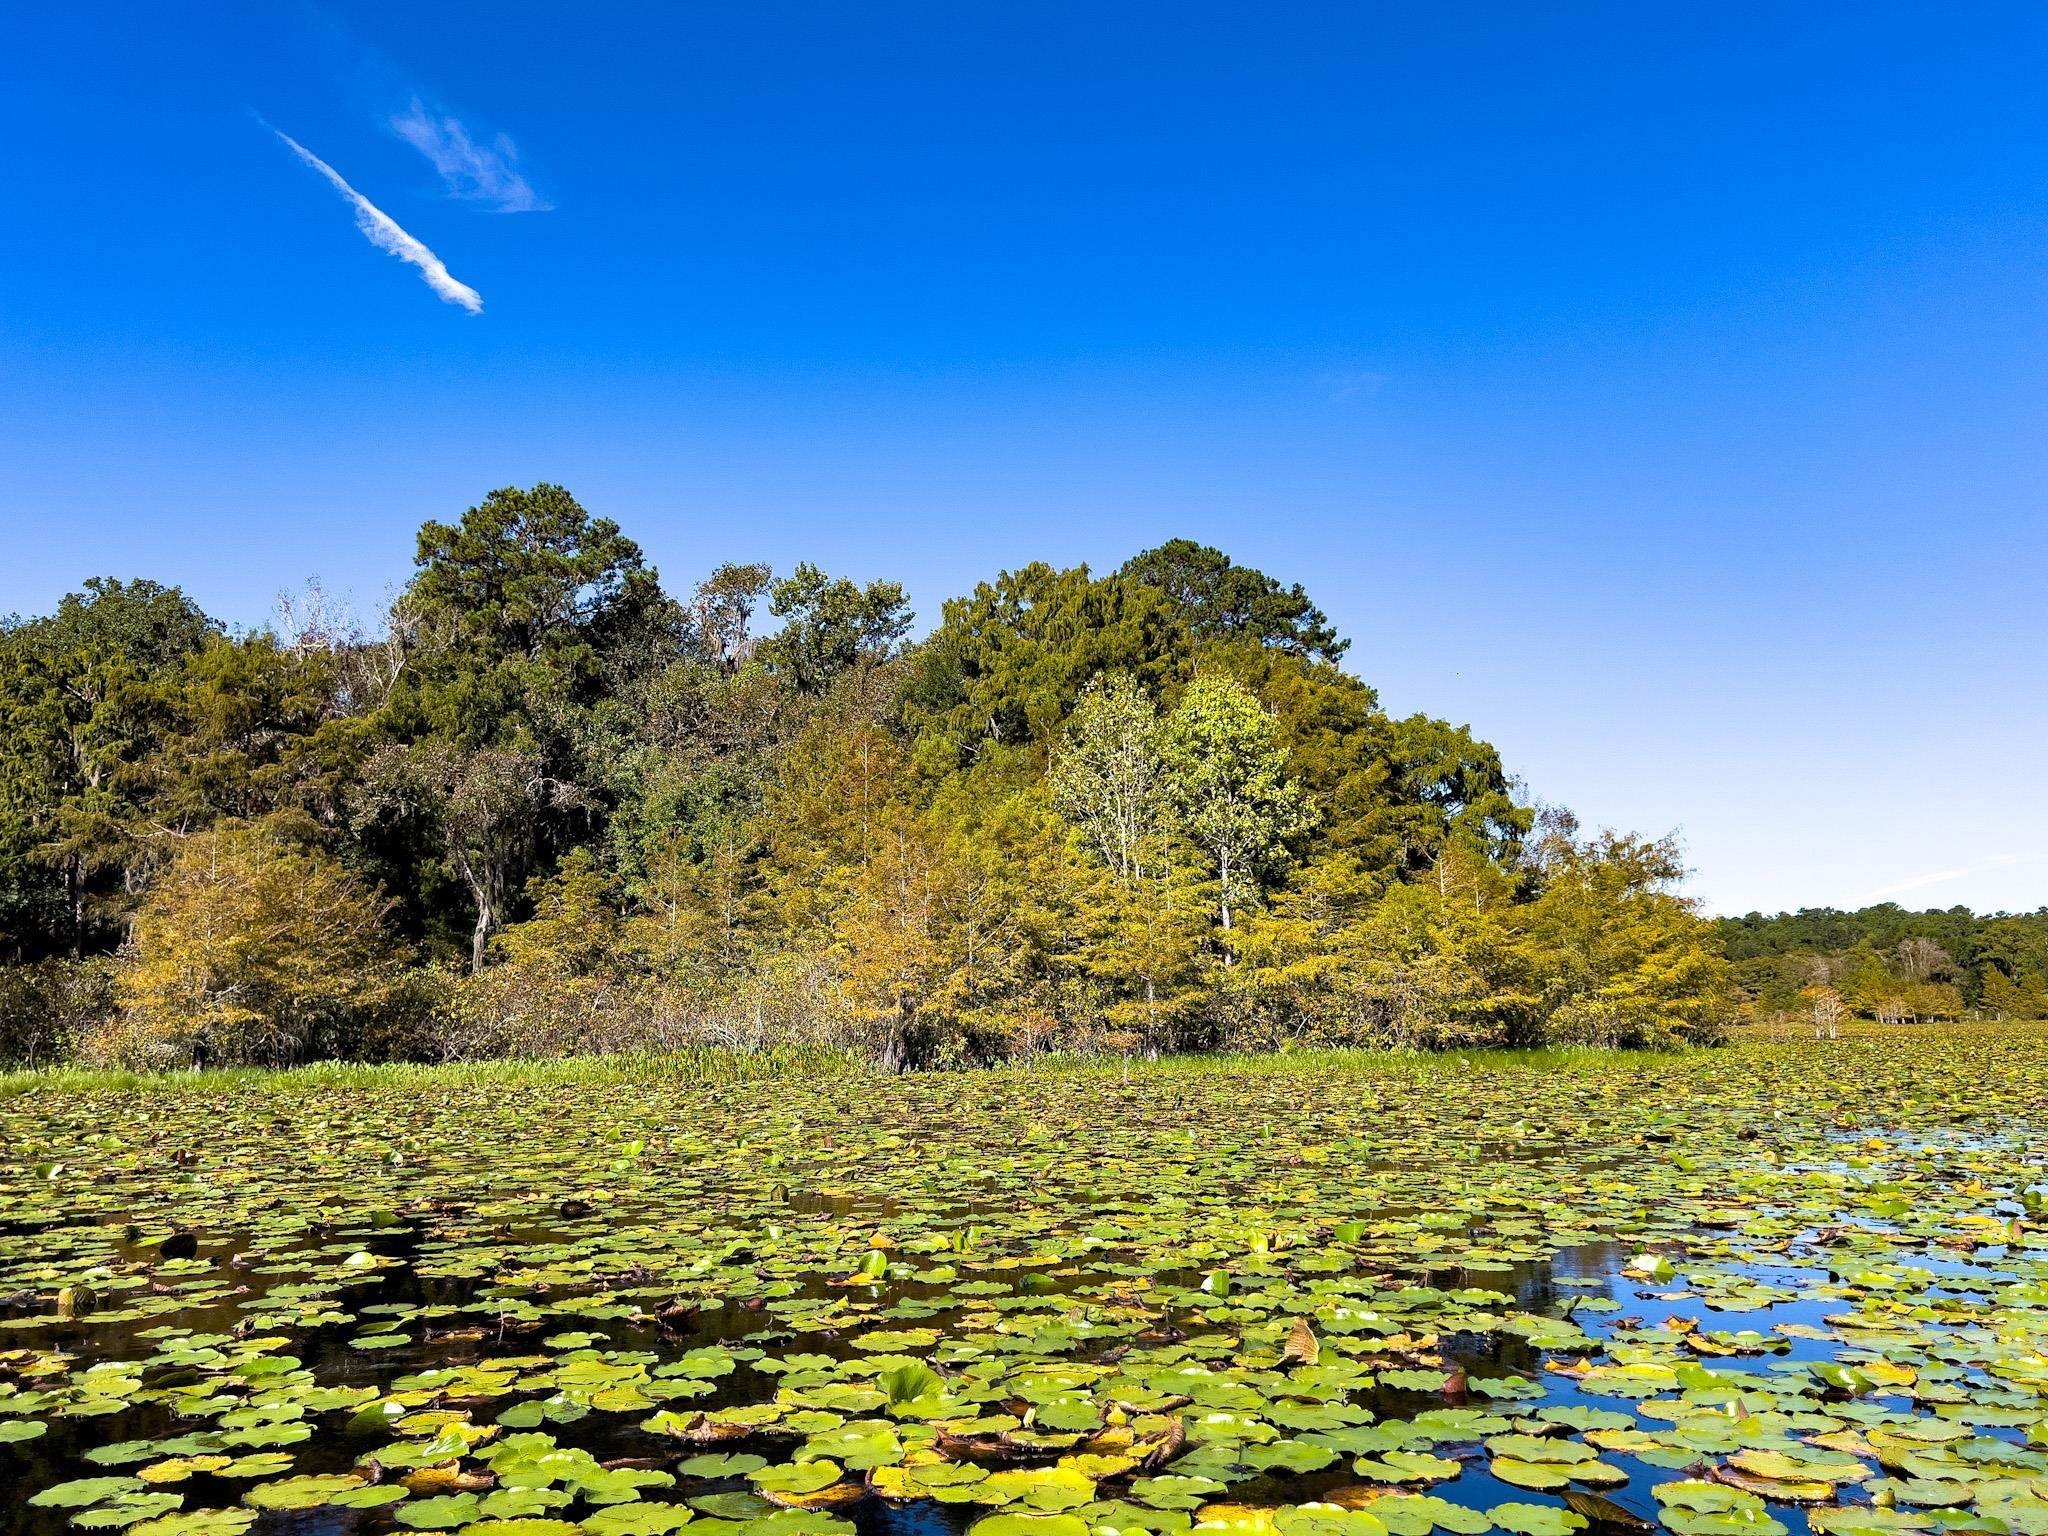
left=273, top=129, right=483, bottom=313
left=1857, top=850, right=2048, bottom=903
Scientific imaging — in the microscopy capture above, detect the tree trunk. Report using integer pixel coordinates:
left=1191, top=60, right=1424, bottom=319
left=467, top=869, right=500, bottom=974
left=460, top=851, right=507, bottom=974
left=68, top=861, right=85, bottom=958
left=1217, top=849, right=1234, bottom=967
left=879, top=990, right=915, bottom=1074
left=470, top=906, right=491, bottom=975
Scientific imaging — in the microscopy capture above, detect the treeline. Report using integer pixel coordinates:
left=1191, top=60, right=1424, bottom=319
left=1718, top=904, right=2048, bottom=1024
left=0, top=484, right=1734, bottom=1069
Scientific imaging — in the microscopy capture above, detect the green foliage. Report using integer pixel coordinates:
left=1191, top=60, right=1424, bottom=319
left=1209, top=646, right=1529, bottom=875
left=142, top=634, right=346, bottom=831
left=400, top=482, right=675, bottom=736
left=0, top=492, right=1740, bottom=1063
left=0, top=578, right=220, bottom=954
left=1156, top=674, right=1313, bottom=935
left=1049, top=673, right=1163, bottom=883
left=1718, top=902, right=2048, bottom=1021
left=902, top=561, right=1184, bottom=771
left=353, top=739, right=571, bottom=973
left=450, top=851, right=641, bottom=1059
left=364, top=483, right=685, bottom=967
left=757, top=563, right=912, bottom=695
left=0, top=957, right=112, bottom=1067
left=1119, top=538, right=1347, bottom=662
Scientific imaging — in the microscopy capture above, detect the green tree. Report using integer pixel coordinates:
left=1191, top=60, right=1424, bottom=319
left=451, top=849, right=636, bottom=1060
left=1218, top=644, right=1529, bottom=877
left=134, top=633, right=347, bottom=841
left=354, top=741, right=578, bottom=973
left=1157, top=674, right=1312, bottom=936
left=758, top=563, right=912, bottom=695
left=1065, top=834, right=1210, bottom=1051
left=0, top=959, right=113, bottom=1068
left=902, top=562, right=1183, bottom=771
left=1228, top=852, right=1384, bottom=1047
left=1048, top=675, right=1207, bottom=1046
left=1050, top=673, right=1162, bottom=882
left=403, top=483, right=675, bottom=724
left=605, top=657, right=785, bottom=988
left=687, top=562, right=774, bottom=674
left=1711, top=900, right=2034, bottom=1011
left=374, top=485, right=679, bottom=962
left=1119, top=539, right=1347, bottom=662
left=755, top=692, right=907, bottom=942
left=0, top=579, right=218, bottom=955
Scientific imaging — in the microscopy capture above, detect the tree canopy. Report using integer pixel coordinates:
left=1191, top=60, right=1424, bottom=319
left=1718, top=901, right=2048, bottom=1022
left=0, top=486, right=1744, bottom=1067
left=1120, top=539, right=1348, bottom=662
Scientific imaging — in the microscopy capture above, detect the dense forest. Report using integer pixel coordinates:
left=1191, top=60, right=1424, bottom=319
left=2, top=484, right=1741, bottom=1068
left=1719, top=903, right=2048, bottom=1026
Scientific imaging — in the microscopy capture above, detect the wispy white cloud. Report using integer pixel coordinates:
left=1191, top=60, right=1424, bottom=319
left=273, top=129, right=483, bottom=313
left=391, top=97, right=549, bottom=212
left=1857, top=850, right=2048, bottom=903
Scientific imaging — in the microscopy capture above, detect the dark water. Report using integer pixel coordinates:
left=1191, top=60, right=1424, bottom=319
left=0, top=1210, right=1920, bottom=1536
left=10, top=1117, right=2026, bottom=1536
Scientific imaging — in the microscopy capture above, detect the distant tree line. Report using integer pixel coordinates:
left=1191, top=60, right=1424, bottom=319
left=0, top=485, right=1735, bottom=1068
left=1718, top=903, right=2048, bottom=1025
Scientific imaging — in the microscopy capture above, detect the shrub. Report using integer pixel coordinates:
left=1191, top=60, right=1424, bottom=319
left=0, top=958, right=114, bottom=1068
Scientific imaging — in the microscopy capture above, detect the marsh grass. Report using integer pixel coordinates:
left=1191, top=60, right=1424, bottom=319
left=21, top=1019, right=2025, bottom=1099
left=0, top=1041, right=868, bottom=1098
left=0, top=1038, right=1698, bottom=1099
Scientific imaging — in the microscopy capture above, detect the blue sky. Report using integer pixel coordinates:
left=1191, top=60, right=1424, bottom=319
left=4, top=2, right=2044, bottom=916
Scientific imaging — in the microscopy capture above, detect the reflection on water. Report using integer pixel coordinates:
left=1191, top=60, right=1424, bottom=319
left=1, top=1209, right=1949, bottom=1536
left=5, top=1067, right=2041, bottom=1536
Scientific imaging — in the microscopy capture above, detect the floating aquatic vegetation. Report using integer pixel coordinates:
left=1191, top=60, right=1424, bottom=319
left=2, top=1030, right=2047, bottom=1536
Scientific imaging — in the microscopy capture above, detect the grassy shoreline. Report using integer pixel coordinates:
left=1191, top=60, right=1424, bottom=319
left=7, top=1018, right=2041, bottom=1098
left=0, top=1041, right=1722, bottom=1098
left=14, top=1020, right=2031, bottom=1097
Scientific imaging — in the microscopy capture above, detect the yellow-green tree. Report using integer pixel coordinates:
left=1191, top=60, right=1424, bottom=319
left=1156, top=674, right=1312, bottom=939
left=1348, top=844, right=1537, bottom=1048
left=755, top=692, right=905, bottom=939
left=1520, top=825, right=1733, bottom=1046
left=111, top=826, right=399, bottom=1066
left=1228, top=852, right=1387, bottom=1048
left=624, top=833, right=755, bottom=997
left=835, top=805, right=1000, bottom=1067
left=1982, top=965, right=2048, bottom=1020
left=453, top=849, right=639, bottom=1059
left=754, top=691, right=1014, bottom=1064
left=1046, top=676, right=1208, bottom=1048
